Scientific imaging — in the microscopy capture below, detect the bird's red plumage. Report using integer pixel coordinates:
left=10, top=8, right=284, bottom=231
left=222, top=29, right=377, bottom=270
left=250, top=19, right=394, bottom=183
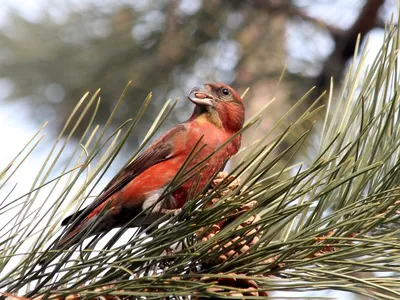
left=116, top=119, right=241, bottom=207
left=57, top=82, right=245, bottom=248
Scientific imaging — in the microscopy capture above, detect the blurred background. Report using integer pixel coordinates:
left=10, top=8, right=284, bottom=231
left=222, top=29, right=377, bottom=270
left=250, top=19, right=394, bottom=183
left=1, top=0, right=396, bottom=145
left=0, top=0, right=397, bottom=298
left=1, top=0, right=396, bottom=180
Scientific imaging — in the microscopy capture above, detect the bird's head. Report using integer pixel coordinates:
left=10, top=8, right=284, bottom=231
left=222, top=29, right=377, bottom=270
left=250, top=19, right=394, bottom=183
left=188, top=83, right=245, bottom=133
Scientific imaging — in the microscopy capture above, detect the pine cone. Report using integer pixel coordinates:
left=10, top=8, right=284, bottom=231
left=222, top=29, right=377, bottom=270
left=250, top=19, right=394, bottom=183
left=194, top=273, right=268, bottom=299
left=197, top=199, right=261, bottom=265
left=196, top=173, right=262, bottom=265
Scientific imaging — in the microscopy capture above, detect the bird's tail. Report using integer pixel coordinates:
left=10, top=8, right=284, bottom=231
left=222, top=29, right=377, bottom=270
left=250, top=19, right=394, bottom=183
left=39, top=217, right=99, bottom=265
left=39, top=205, right=156, bottom=265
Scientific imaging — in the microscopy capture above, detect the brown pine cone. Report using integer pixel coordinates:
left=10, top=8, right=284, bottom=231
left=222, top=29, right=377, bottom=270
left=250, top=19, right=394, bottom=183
left=197, top=200, right=261, bottom=265
left=193, top=273, right=268, bottom=299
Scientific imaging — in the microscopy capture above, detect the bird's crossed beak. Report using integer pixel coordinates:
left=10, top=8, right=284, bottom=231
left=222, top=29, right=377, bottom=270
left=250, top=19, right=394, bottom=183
left=188, top=85, right=215, bottom=107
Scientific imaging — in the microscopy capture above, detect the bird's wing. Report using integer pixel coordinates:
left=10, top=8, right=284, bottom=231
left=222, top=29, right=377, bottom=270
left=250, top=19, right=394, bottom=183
left=62, top=124, right=187, bottom=226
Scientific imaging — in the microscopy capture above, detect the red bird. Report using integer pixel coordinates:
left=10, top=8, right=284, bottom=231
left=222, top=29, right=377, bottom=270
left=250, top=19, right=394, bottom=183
left=58, top=83, right=245, bottom=248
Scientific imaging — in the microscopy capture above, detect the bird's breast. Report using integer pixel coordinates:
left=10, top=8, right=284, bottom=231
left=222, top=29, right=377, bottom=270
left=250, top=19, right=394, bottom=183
left=115, top=122, right=240, bottom=211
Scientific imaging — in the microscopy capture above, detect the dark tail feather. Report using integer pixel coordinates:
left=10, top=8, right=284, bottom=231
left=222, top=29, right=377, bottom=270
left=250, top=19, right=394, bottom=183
left=38, top=230, right=78, bottom=265
left=40, top=206, right=155, bottom=265
left=61, top=208, right=86, bottom=226
left=39, top=218, right=97, bottom=265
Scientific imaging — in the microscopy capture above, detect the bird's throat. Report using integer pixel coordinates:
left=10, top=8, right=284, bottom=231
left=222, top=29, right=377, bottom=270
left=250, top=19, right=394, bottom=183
left=191, top=106, right=223, bottom=129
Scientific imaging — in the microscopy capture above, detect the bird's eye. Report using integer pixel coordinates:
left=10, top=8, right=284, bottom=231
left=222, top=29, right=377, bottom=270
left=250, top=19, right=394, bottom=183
left=222, top=88, right=230, bottom=96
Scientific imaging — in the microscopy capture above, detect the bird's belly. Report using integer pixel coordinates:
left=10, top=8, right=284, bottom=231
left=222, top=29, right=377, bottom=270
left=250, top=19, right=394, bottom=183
left=141, top=188, right=179, bottom=212
left=170, top=152, right=227, bottom=207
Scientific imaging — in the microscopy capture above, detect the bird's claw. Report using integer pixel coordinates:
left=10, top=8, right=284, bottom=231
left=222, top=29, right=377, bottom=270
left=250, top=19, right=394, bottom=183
left=160, top=208, right=182, bottom=217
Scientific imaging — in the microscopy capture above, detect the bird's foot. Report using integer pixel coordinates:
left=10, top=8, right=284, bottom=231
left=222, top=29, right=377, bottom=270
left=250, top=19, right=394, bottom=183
left=160, top=208, right=182, bottom=217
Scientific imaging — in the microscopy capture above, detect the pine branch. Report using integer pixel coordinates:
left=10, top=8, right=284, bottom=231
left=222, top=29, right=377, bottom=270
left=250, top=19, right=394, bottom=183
left=1, top=16, right=400, bottom=300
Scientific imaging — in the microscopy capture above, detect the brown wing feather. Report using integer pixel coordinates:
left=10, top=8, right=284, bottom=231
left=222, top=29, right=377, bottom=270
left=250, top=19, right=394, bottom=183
left=61, top=125, right=186, bottom=226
